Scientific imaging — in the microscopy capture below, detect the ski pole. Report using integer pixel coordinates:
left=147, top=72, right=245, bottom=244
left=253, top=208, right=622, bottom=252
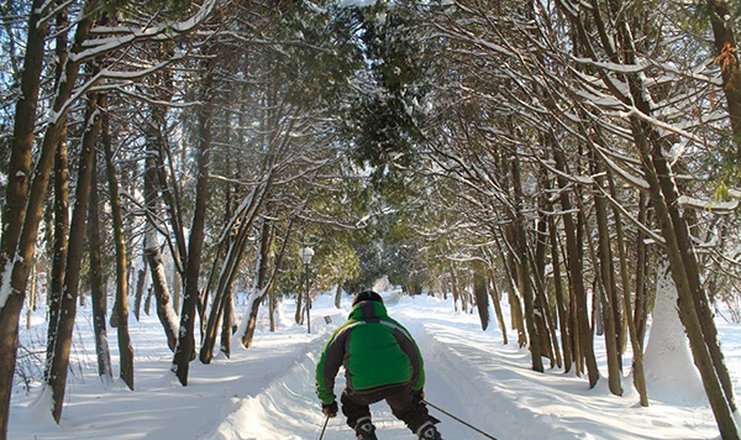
left=423, top=399, right=498, bottom=440
left=318, top=414, right=330, bottom=440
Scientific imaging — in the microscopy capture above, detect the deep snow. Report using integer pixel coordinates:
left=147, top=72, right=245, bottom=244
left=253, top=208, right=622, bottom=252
left=8, top=290, right=741, bottom=439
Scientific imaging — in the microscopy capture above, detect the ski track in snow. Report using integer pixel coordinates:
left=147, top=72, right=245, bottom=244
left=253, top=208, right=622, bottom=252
left=205, top=297, right=722, bottom=440
left=9, top=293, right=735, bottom=439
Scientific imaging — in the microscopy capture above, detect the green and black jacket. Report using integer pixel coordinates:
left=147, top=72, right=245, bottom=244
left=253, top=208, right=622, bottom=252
left=315, top=300, right=425, bottom=405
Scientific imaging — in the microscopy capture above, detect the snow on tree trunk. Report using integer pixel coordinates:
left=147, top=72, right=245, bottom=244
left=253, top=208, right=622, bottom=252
left=643, top=262, right=704, bottom=403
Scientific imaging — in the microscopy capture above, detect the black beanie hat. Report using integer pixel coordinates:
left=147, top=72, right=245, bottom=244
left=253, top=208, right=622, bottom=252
left=352, top=290, right=383, bottom=306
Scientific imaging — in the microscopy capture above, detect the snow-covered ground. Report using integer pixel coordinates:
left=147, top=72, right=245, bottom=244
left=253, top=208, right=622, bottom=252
left=8, top=291, right=741, bottom=439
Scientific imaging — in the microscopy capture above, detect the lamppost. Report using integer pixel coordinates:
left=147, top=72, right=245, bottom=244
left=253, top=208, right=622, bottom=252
left=299, top=246, right=315, bottom=334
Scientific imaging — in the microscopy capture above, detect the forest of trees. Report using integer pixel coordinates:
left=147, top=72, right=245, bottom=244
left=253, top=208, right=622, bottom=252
left=0, top=0, right=740, bottom=438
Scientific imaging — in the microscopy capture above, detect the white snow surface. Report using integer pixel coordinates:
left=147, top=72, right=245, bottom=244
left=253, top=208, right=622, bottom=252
left=643, top=264, right=705, bottom=404
left=0, top=259, right=15, bottom=310
left=9, top=290, right=741, bottom=439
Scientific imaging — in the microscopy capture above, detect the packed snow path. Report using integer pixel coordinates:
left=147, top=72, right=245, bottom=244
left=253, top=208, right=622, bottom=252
left=9, top=293, right=735, bottom=439
left=208, top=294, right=725, bottom=440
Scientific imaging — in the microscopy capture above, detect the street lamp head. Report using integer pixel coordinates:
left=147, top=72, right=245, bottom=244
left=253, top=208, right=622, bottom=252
left=299, top=246, right=315, bottom=265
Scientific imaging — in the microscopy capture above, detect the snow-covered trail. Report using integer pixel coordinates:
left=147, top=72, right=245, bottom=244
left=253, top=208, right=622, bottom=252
left=9, top=293, right=733, bottom=439
left=205, top=319, right=488, bottom=439
left=207, top=317, right=566, bottom=440
left=206, top=298, right=720, bottom=440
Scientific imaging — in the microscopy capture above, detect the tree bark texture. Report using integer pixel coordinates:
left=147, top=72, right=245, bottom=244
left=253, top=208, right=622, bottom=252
left=590, top=153, right=623, bottom=397
left=472, top=260, right=490, bottom=331
left=45, top=9, right=71, bottom=382
left=48, top=89, right=104, bottom=422
left=87, top=150, right=112, bottom=384
left=0, top=1, right=95, bottom=434
left=172, top=54, right=213, bottom=385
left=102, top=95, right=134, bottom=391
left=707, top=0, right=741, bottom=154
left=553, top=148, right=598, bottom=387
left=632, top=118, right=739, bottom=438
left=510, top=154, right=543, bottom=372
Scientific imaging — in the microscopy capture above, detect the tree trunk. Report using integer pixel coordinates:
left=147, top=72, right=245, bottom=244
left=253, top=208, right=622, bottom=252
left=651, top=144, right=738, bottom=416
left=133, top=266, right=146, bottom=322
left=26, top=264, right=36, bottom=330
left=707, top=0, right=741, bottom=154
left=200, top=208, right=255, bottom=363
left=295, top=290, right=304, bottom=324
left=200, top=245, right=238, bottom=363
left=530, top=241, right=560, bottom=369
left=633, top=118, right=739, bottom=438
left=87, top=150, right=112, bottom=384
left=591, top=164, right=623, bottom=397
left=553, top=147, right=598, bottom=387
left=334, top=282, right=342, bottom=309
left=0, top=1, right=90, bottom=434
left=172, top=267, right=181, bottom=315
left=144, top=246, right=178, bottom=351
left=102, top=94, right=134, bottom=391
left=242, top=219, right=274, bottom=348
left=487, top=272, right=508, bottom=344
left=144, top=149, right=178, bottom=350
left=172, top=53, right=214, bottom=386
left=634, top=193, right=649, bottom=346
left=220, top=285, right=234, bottom=358
left=45, top=128, right=69, bottom=383
left=49, top=88, right=104, bottom=422
left=510, top=154, right=543, bottom=372
left=548, top=213, right=572, bottom=373
left=532, top=180, right=557, bottom=367
left=472, top=260, right=490, bottom=331
left=45, top=8, right=71, bottom=382
left=608, top=171, right=648, bottom=406
left=497, top=235, right=526, bottom=346
left=449, top=264, right=460, bottom=312
left=144, top=287, right=153, bottom=316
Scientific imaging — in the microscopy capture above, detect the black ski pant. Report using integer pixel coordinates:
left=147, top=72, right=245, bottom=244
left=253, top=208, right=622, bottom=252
left=341, top=383, right=433, bottom=434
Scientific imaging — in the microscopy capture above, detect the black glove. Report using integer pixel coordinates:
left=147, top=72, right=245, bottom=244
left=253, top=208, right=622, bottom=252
left=322, top=401, right=338, bottom=417
left=412, top=389, right=425, bottom=404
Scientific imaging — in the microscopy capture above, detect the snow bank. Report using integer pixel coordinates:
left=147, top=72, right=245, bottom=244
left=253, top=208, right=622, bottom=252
left=643, top=264, right=705, bottom=404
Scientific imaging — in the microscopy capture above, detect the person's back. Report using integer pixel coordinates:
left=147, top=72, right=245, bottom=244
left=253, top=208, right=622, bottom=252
left=315, top=291, right=443, bottom=440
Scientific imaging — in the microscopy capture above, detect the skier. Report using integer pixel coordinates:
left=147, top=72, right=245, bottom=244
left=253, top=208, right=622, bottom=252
left=315, top=290, right=443, bottom=440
